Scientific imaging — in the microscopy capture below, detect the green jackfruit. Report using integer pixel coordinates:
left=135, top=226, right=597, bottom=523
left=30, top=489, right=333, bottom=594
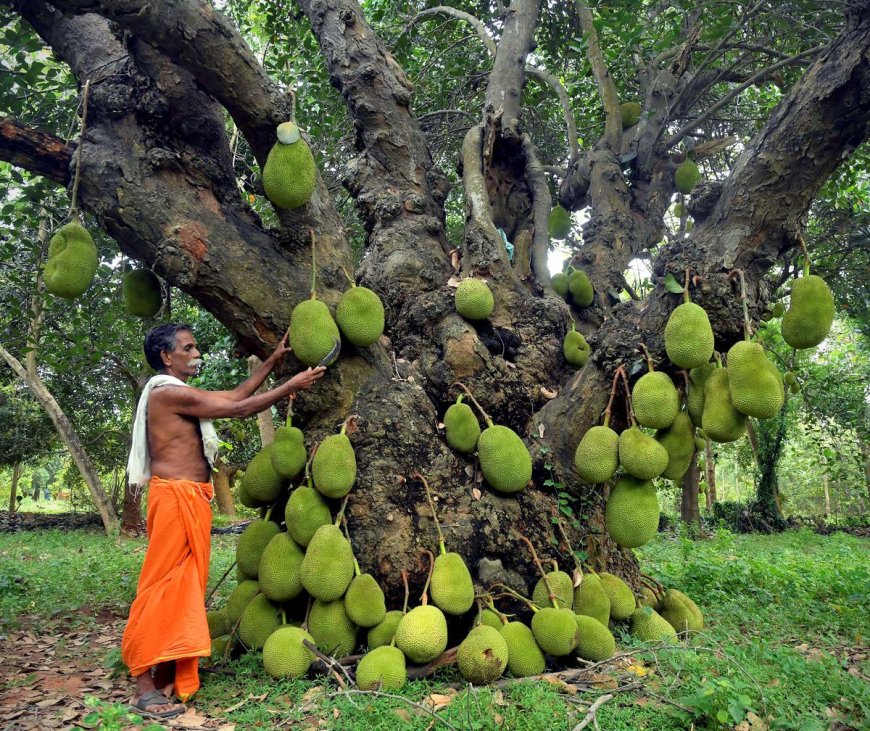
left=574, top=614, right=616, bottom=661
left=782, top=275, right=835, bottom=349
left=344, top=573, right=387, bottom=628
left=726, top=341, right=784, bottom=419
left=285, top=485, right=332, bottom=547
left=122, top=270, right=162, bottom=318
left=630, top=606, right=678, bottom=643
left=207, top=609, right=230, bottom=639
left=552, top=272, right=569, bottom=298
left=262, top=626, right=316, bottom=679
left=771, top=302, right=785, bottom=318
left=574, top=425, right=620, bottom=484
left=574, top=573, right=610, bottom=626
left=457, top=625, right=509, bottom=684
left=43, top=222, right=98, bottom=299
left=336, top=284, right=385, bottom=347
left=655, top=412, right=695, bottom=480
left=478, top=424, right=532, bottom=493
left=531, top=571, right=574, bottom=610
left=674, top=159, right=700, bottom=194
left=662, top=589, right=703, bottom=633
left=784, top=371, right=796, bottom=386
left=531, top=607, right=580, bottom=657
left=672, top=203, right=687, bottom=218
left=548, top=205, right=572, bottom=239
left=639, top=586, right=659, bottom=608
left=444, top=397, right=481, bottom=453
left=500, top=621, right=546, bottom=677
left=289, top=297, right=340, bottom=367
left=271, top=425, right=307, bottom=480
left=209, top=635, right=231, bottom=663
left=568, top=269, right=594, bottom=307
left=238, top=594, right=281, bottom=650
left=262, top=122, right=317, bottom=209
left=240, top=445, right=283, bottom=503
left=620, top=101, right=641, bottom=129
left=236, top=519, right=281, bottom=578
left=478, top=608, right=504, bottom=629
left=394, top=605, right=448, bottom=663
left=367, top=610, right=403, bottom=649
left=455, top=278, right=494, bottom=320
left=431, top=552, right=475, bottom=615
left=599, top=573, right=635, bottom=621
left=632, top=372, right=680, bottom=429
left=687, top=364, right=716, bottom=427
left=664, top=302, right=714, bottom=369
left=236, top=480, right=260, bottom=510
left=701, top=368, right=747, bottom=443
left=299, top=524, right=355, bottom=601
left=312, top=432, right=356, bottom=498
left=308, top=599, right=358, bottom=658
left=355, top=645, right=407, bottom=690
left=605, top=476, right=660, bottom=549
left=224, top=580, right=260, bottom=625
left=258, top=533, right=304, bottom=602
left=563, top=325, right=591, bottom=368
left=618, top=427, right=669, bottom=480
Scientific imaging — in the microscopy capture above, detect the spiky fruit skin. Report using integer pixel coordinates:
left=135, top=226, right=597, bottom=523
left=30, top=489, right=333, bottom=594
left=455, top=278, right=494, bottom=320
left=563, top=329, right=591, bottom=367
left=574, top=425, right=619, bottom=484
left=568, top=270, right=594, bottom=307
left=308, top=599, right=358, bottom=658
left=344, top=573, right=387, bottom=628
left=356, top=645, right=407, bottom=690
left=209, top=635, right=231, bottom=663
left=262, top=138, right=317, bottom=209
left=395, top=605, right=448, bottom=664
left=457, top=625, right=509, bottom=684
left=431, top=553, right=475, bottom=615
left=241, top=445, right=284, bottom=503
left=207, top=610, right=230, bottom=639
left=618, top=427, right=669, bottom=480
left=271, top=425, right=307, bottom=479
left=632, top=372, right=680, bottom=429
left=263, top=626, right=316, bottom=679
left=784, top=371, right=796, bottom=386
left=574, top=574, right=610, bottom=626
left=236, top=520, right=281, bottom=578
left=477, top=425, right=532, bottom=493
left=605, top=476, right=660, bottom=549
left=122, top=270, right=162, bottom=317
left=620, top=101, right=641, bottom=129
left=552, top=272, right=569, bottom=298
left=239, top=594, right=281, bottom=651
left=312, top=433, right=356, bottom=498
left=726, top=341, right=784, bottom=419
left=531, top=607, right=580, bottom=657
left=771, top=302, right=785, bottom=318
left=43, top=222, right=98, bottom=299
left=548, top=205, right=572, bottom=239
left=661, top=589, right=704, bottom=633
left=531, top=571, right=575, bottom=610
left=674, top=160, right=701, bottom=194
left=664, top=302, right=714, bottom=369
left=687, top=364, right=716, bottom=427
left=599, top=573, right=635, bottom=621
left=224, top=580, right=260, bottom=625
left=655, top=412, right=696, bottom=481
left=782, top=275, right=835, bottom=349
left=478, top=609, right=504, bottom=630
left=702, top=368, right=747, bottom=443
left=285, top=485, right=331, bottom=547
left=500, top=621, right=546, bottom=677
left=299, top=524, right=355, bottom=601
left=367, top=610, right=403, bottom=649
left=444, top=401, right=481, bottom=453
left=574, top=615, right=616, bottom=662
left=639, top=586, right=659, bottom=609
left=258, top=533, right=304, bottom=602
left=289, top=298, right=341, bottom=367
left=336, top=286, right=385, bottom=346
left=630, top=607, right=678, bottom=643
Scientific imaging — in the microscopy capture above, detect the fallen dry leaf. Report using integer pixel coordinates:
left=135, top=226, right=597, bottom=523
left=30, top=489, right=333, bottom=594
left=471, top=488, right=482, bottom=500
left=426, top=690, right=457, bottom=711
left=540, top=386, right=558, bottom=399
left=173, top=708, right=209, bottom=728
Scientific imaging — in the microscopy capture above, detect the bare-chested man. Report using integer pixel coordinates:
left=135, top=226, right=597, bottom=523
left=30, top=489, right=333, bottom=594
left=123, top=323, right=324, bottom=719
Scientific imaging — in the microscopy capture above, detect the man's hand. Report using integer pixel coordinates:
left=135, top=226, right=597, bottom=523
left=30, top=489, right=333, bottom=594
left=289, top=366, right=326, bottom=392
left=269, top=331, right=292, bottom=363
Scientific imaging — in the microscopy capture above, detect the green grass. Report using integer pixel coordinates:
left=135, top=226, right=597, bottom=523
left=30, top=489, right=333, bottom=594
left=1, top=526, right=867, bottom=730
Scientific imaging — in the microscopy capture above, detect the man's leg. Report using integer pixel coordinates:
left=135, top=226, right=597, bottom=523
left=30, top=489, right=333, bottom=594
left=152, top=660, right=176, bottom=696
left=132, top=668, right=185, bottom=716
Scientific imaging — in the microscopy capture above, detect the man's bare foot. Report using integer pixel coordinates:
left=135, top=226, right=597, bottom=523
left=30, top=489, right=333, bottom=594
left=132, top=669, right=185, bottom=718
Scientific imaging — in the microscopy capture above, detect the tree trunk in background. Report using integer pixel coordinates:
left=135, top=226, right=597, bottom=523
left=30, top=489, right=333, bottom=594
left=249, top=356, right=275, bottom=448
left=823, top=475, right=831, bottom=519
left=31, top=481, right=40, bottom=501
left=213, top=458, right=237, bottom=517
left=704, top=440, right=716, bottom=510
left=120, top=481, right=145, bottom=535
left=753, top=413, right=787, bottom=531
left=680, top=452, right=701, bottom=527
left=8, top=460, right=21, bottom=514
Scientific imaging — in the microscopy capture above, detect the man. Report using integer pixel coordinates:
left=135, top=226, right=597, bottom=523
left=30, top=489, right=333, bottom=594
left=123, top=323, right=324, bottom=719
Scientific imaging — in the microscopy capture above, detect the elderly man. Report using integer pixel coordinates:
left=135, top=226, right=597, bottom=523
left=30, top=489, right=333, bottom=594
left=123, top=323, right=324, bottom=719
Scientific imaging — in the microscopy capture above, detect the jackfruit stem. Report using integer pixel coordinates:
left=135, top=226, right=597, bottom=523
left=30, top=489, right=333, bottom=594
left=517, top=533, right=560, bottom=609
left=413, top=471, right=446, bottom=550
left=678, top=369, right=690, bottom=397
left=451, top=381, right=491, bottom=424
left=618, top=367, right=636, bottom=425
left=264, top=505, right=274, bottom=521
left=205, top=560, right=237, bottom=608
left=334, top=495, right=349, bottom=528
left=602, top=365, right=624, bottom=428
left=303, top=441, right=319, bottom=483
left=555, top=519, right=583, bottom=575
left=638, top=343, right=655, bottom=372
left=69, top=79, right=90, bottom=220
left=482, top=597, right=509, bottom=625
left=339, top=266, right=356, bottom=288
left=728, top=268, right=752, bottom=340
left=281, top=609, right=287, bottom=625
left=713, top=350, right=723, bottom=367
left=683, top=268, right=691, bottom=304
left=488, top=583, right=536, bottom=612
left=400, top=569, right=411, bottom=615
left=341, top=520, right=362, bottom=577
left=309, top=229, right=317, bottom=299
left=419, top=549, right=435, bottom=605
left=302, top=596, right=312, bottom=631
left=285, top=399, right=294, bottom=429
left=797, top=233, right=812, bottom=275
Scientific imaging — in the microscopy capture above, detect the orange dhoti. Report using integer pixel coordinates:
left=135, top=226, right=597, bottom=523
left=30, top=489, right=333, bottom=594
left=121, top=476, right=214, bottom=700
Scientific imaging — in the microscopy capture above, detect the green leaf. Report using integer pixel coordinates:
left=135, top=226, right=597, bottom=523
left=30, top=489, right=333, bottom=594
left=664, top=272, right=685, bottom=294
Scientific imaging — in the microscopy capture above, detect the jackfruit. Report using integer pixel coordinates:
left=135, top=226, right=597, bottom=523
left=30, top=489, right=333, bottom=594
left=630, top=606, right=677, bottom=643
left=258, top=532, right=304, bottom=602
left=568, top=269, right=594, bottom=307
left=531, top=571, right=574, bottom=610
left=457, top=625, right=509, bottom=684
left=701, top=368, right=747, bottom=443
left=599, top=573, right=635, bottom=621
left=209, top=635, right=231, bottom=663
left=784, top=371, right=796, bottom=386
left=240, top=446, right=283, bottom=503
left=289, top=297, right=341, bottom=367
left=285, top=484, right=332, bottom=547
left=122, top=270, right=162, bottom=318
left=573, top=573, right=610, bottom=626
left=574, top=425, right=620, bottom=484
left=308, top=599, right=358, bottom=657
left=618, top=427, right=669, bottom=480
left=43, top=222, right=98, bottom=299
left=694, top=436, right=706, bottom=452
left=237, top=480, right=260, bottom=510
left=478, top=608, right=504, bottom=629
left=299, top=524, right=355, bottom=601
left=664, top=302, right=714, bottom=368
left=632, top=372, right=680, bottom=429
left=367, top=610, right=403, bottom=649
left=674, top=159, right=700, bottom=194
left=639, top=586, right=659, bottom=609
left=224, top=580, right=260, bottom=625
left=790, top=381, right=800, bottom=395
left=605, top=476, right=660, bottom=548
left=236, top=519, right=281, bottom=578
left=345, top=573, right=387, bottom=628
left=271, top=423, right=307, bottom=480
left=726, top=341, right=784, bottom=418
left=444, top=396, right=481, bottom=453
left=336, top=284, right=385, bottom=347
left=687, top=364, right=716, bottom=427
left=548, top=205, right=572, bottom=239
left=574, top=614, right=616, bottom=662
left=355, top=645, right=407, bottom=690
left=620, top=101, right=641, bottom=129
left=771, top=302, right=785, bottom=318
left=262, top=121, right=317, bottom=209
left=262, top=626, right=316, bottom=679
left=207, top=609, right=230, bottom=639
left=500, top=621, right=546, bottom=677
left=662, top=588, right=703, bottom=632
left=563, top=324, right=591, bottom=368
left=552, top=272, right=569, bottom=298
left=238, top=594, right=281, bottom=650
left=455, top=277, right=494, bottom=320
left=781, top=275, right=835, bottom=349
left=655, top=412, right=695, bottom=480
left=394, top=604, right=448, bottom=663
left=478, top=423, right=532, bottom=493
left=531, top=607, right=580, bottom=656
left=672, top=203, right=687, bottom=218
left=431, top=552, right=475, bottom=615
left=312, top=431, right=356, bottom=498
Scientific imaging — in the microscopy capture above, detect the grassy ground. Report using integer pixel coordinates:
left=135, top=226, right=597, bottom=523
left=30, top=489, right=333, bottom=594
left=0, top=526, right=867, bottom=730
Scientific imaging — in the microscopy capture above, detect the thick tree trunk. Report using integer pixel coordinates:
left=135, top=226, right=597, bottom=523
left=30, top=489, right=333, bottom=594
left=680, top=453, right=701, bottom=527
left=823, top=475, right=831, bottom=520
left=753, top=413, right=787, bottom=531
left=8, top=460, right=21, bottom=514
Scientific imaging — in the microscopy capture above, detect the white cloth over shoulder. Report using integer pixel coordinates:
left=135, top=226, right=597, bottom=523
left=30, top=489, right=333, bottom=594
left=126, top=374, right=219, bottom=486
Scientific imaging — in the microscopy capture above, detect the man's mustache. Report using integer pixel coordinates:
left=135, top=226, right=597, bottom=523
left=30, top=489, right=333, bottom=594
left=188, top=358, right=204, bottom=368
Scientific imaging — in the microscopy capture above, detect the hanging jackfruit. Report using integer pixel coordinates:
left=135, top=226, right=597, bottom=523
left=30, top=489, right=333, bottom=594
left=478, top=422, right=532, bottom=493
left=655, top=411, right=695, bottom=480
left=299, top=524, right=355, bottom=601
left=573, top=573, right=610, bottom=626
left=240, top=445, right=284, bottom=503
left=726, top=341, right=784, bottom=419
left=236, top=519, right=281, bottom=578
left=551, top=272, right=569, bottom=298
left=444, top=395, right=481, bottom=453
left=781, top=274, right=835, bottom=349
left=563, top=324, right=591, bottom=368
left=632, top=371, right=680, bottom=429
left=618, top=426, right=669, bottom=480
left=687, top=364, right=716, bottom=427
left=288, top=297, right=341, bottom=367
left=674, top=159, right=700, bottom=194
left=271, top=420, right=307, bottom=480
left=567, top=269, right=594, bottom=307
left=701, top=368, right=747, bottom=443
left=455, top=277, right=494, bottom=320
left=262, top=121, right=317, bottom=209
left=664, top=302, right=714, bottom=369
left=258, top=532, right=304, bottom=602
left=285, top=484, right=331, bottom=547
left=548, top=205, right=572, bottom=239
left=43, top=222, right=99, bottom=299
left=122, top=270, right=162, bottom=318
left=620, top=101, right=641, bottom=129
left=336, top=283, right=385, bottom=347
left=312, top=429, right=356, bottom=498
left=574, top=424, right=619, bottom=484
left=605, top=476, right=660, bottom=549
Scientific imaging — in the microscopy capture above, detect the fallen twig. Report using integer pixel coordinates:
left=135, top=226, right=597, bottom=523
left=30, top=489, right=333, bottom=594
left=570, top=692, right=613, bottom=731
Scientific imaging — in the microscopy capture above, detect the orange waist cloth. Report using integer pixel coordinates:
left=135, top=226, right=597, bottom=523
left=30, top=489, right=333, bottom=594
left=121, top=476, right=213, bottom=700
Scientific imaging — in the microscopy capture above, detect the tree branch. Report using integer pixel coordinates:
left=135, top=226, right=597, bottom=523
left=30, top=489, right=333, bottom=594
left=404, top=6, right=496, bottom=56
left=520, top=134, right=554, bottom=289
left=0, top=117, right=72, bottom=185
left=575, top=0, right=621, bottom=151
left=526, top=66, right=580, bottom=161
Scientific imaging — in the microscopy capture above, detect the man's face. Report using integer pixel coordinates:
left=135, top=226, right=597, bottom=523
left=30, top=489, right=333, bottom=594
left=161, top=330, right=202, bottom=378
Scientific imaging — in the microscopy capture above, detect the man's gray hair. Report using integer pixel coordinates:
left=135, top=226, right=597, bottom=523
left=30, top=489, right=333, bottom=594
left=144, top=323, right=192, bottom=371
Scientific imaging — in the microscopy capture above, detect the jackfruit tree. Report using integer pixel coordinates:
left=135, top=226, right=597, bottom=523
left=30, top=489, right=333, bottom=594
left=1, top=0, right=869, bottom=602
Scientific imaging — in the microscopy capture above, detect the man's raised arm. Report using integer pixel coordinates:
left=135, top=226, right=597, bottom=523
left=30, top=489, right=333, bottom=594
left=209, top=333, right=292, bottom=401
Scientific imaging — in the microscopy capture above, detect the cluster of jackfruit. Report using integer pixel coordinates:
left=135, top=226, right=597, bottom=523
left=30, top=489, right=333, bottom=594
left=551, top=265, right=594, bottom=309
left=43, top=221, right=99, bottom=299
left=262, top=122, right=317, bottom=210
